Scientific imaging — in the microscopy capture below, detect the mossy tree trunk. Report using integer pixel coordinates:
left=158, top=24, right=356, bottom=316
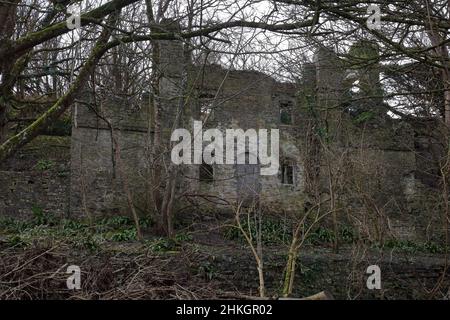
left=0, top=17, right=116, bottom=163
left=0, top=0, right=140, bottom=147
left=0, top=0, right=140, bottom=61
left=0, top=0, right=19, bottom=144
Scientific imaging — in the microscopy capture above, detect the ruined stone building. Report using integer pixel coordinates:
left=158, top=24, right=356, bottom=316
left=0, top=29, right=443, bottom=242
left=69, top=32, right=442, bottom=240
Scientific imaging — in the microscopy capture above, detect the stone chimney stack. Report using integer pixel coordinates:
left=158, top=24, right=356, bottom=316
left=315, top=46, right=344, bottom=110
left=158, top=19, right=184, bottom=79
left=156, top=19, right=185, bottom=129
left=347, top=40, right=384, bottom=114
left=314, top=46, right=345, bottom=139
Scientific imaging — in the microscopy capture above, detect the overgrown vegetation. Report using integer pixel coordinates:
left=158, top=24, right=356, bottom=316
left=224, top=218, right=357, bottom=245
left=376, top=239, right=446, bottom=254
left=34, top=159, right=55, bottom=171
left=223, top=218, right=444, bottom=255
left=1, top=207, right=444, bottom=264
left=0, top=210, right=200, bottom=255
left=224, top=217, right=291, bottom=245
left=0, top=211, right=448, bottom=299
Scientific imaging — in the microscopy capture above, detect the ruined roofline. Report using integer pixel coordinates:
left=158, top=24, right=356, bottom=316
left=189, top=63, right=297, bottom=94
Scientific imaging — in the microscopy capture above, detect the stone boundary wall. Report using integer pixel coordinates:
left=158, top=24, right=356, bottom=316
left=0, top=136, right=71, bottom=219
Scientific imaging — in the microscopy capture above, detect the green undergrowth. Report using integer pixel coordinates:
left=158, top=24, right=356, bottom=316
left=0, top=206, right=197, bottom=253
left=223, top=218, right=358, bottom=246
left=1, top=210, right=445, bottom=256
left=374, top=239, right=446, bottom=254
left=144, top=232, right=194, bottom=253
left=222, top=218, right=446, bottom=254
left=0, top=209, right=193, bottom=253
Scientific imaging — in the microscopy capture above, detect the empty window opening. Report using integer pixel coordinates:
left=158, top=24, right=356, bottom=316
left=200, top=102, right=213, bottom=121
left=280, top=162, right=295, bottom=185
left=280, top=101, right=293, bottom=125
left=198, top=94, right=215, bottom=122
left=200, top=162, right=214, bottom=183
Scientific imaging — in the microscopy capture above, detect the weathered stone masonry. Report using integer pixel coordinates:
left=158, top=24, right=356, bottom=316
left=0, top=36, right=443, bottom=242
left=67, top=38, right=443, bottom=241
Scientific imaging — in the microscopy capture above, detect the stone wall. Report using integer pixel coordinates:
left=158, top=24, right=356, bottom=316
left=204, top=247, right=450, bottom=299
left=69, top=46, right=306, bottom=217
left=66, top=38, right=443, bottom=243
left=70, top=96, right=151, bottom=217
left=186, top=64, right=304, bottom=211
left=0, top=136, right=70, bottom=219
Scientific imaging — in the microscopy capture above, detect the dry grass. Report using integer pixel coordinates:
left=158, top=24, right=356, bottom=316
left=0, top=241, right=224, bottom=300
